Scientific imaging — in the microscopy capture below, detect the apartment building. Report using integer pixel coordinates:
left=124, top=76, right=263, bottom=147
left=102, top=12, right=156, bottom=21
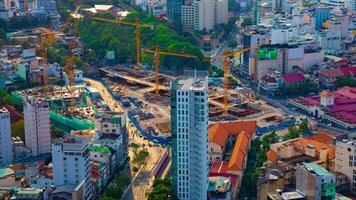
left=171, top=77, right=209, bottom=200
left=24, top=96, right=51, bottom=156
left=0, top=107, right=13, bottom=165
left=52, top=137, right=92, bottom=200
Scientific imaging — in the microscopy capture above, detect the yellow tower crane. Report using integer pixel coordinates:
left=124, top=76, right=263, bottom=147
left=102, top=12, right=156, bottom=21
left=209, top=48, right=250, bottom=115
left=143, top=47, right=197, bottom=95
left=38, top=32, right=55, bottom=92
left=93, top=17, right=153, bottom=71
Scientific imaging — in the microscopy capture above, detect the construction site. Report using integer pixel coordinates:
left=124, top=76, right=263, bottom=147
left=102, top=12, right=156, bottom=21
left=93, top=64, right=273, bottom=138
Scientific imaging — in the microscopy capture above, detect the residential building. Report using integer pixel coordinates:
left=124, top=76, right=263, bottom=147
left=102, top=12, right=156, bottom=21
left=94, top=111, right=128, bottom=167
left=52, top=137, right=92, bottom=200
left=11, top=188, right=44, bottom=200
left=90, top=144, right=112, bottom=196
left=0, top=168, right=16, bottom=187
left=296, top=162, right=336, bottom=200
left=327, top=15, right=349, bottom=38
left=335, top=139, right=356, bottom=195
left=24, top=96, right=51, bottom=156
left=320, top=31, right=342, bottom=53
left=0, top=108, right=13, bottom=166
left=271, top=26, right=297, bottom=45
left=171, top=77, right=209, bottom=200
left=268, top=133, right=336, bottom=170
left=345, top=0, right=356, bottom=12
left=321, top=0, right=345, bottom=7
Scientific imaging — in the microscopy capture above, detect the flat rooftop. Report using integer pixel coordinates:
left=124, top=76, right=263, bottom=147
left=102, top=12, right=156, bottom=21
left=173, top=77, right=208, bottom=91
left=301, top=162, right=332, bottom=176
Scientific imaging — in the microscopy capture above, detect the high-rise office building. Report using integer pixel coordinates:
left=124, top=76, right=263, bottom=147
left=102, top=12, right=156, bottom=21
left=52, top=137, right=92, bottom=200
left=314, top=7, right=331, bottom=30
left=24, top=96, right=51, bottom=156
left=181, top=0, right=227, bottom=31
left=0, top=107, right=13, bottom=165
left=171, top=77, right=209, bottom=200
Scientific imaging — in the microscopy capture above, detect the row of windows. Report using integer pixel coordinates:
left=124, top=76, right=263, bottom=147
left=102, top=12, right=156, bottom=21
left=178, top=98, right=189, bottom=103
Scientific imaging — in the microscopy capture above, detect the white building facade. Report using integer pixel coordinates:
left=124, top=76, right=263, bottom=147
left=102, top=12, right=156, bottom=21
left=181, top=0, right=227, bottom=31
left=24, top=96, right=51, bottom=156
left=171, top=77, right=209, bottom=200
left=52, top=137, right=92, bottom=199
left=0, top=107, right=13, bottom=165
left=336, top=140, right=356, bottom=194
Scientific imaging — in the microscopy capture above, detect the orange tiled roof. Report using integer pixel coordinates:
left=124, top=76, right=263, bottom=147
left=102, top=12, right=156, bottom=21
left=208, top=121, right=257, bottom=146
left=292, top=138, right=335, bottom=159
left=228, top=132, right=251, bottom=171
left=266, top=150, right=278, bottom=163
left=304, top=133, right=334, bottom=144
left=320, top=91, right=334, bottom=97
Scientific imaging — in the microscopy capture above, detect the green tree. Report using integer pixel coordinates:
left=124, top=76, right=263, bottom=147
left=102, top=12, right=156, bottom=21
left=99, top=196, right=115, bottom=200
left=0, top=89, right=13, bottom=105
left=51, top=129, right=64, bottom=139
left=148, top=178, right=174, bottom=200
left=261, top=131, right=279, bottom=151
left=228, top=40, right=238, bottom=48
left=299, top=119, right=310, bottom=134
left=336, top=76, right=356, bottom=87
left=105, top=185, right=122, bottom=199
left=284, top=125, right=301, bottom=140
left=11, top=119, right=25, bottom=141
left=241, top=18, right=253, bottom=27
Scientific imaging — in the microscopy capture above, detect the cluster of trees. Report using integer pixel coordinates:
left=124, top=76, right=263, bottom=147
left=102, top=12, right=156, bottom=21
left=336, top=76, right=356, bottom=87
left=100, top=173, right=131, bottom=200
left=210, top=66, right=224, bottom=77
left=227, top=75, right=238, bottom=85
left=8, top=15, right=51, bottom=30
left=241, top=18, right=253, bottom=27
left=11, top=119, right=25, bottom=141
left=284, top=119, right=310, bottom=140
left=51, top=129, right=65, bottom=139
left=277, top=82, right=318, bottom=96
left=78, top=11, right=209, bottom=72
left=148, top=178, right=174, bottom=200
left=0, top=89, right=13, bottom=105
left=239, top=132, right=278, bottom=199
left=239, top=119, right=311, bottom=199
left=46, top=42, right=94, bottom=72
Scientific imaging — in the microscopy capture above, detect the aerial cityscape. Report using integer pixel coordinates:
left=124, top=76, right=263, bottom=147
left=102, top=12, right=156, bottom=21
left=0, top=0, right=355, bottom=199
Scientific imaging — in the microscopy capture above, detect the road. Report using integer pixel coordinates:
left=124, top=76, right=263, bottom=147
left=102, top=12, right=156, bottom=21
left=84, top=78, right=123, bottom=112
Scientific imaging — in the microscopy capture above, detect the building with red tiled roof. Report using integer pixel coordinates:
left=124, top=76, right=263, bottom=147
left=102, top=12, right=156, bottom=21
left=208, top=121, right=257, bottom=164
left=266, top=150, right=278, bottom=163
left=320, top=66, right=356, bottom=87
left=282, top=73, right=305, bottom=84
left=289, top=86, right=356, bottom=130
left=227, top=132, right=251, bottom=173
